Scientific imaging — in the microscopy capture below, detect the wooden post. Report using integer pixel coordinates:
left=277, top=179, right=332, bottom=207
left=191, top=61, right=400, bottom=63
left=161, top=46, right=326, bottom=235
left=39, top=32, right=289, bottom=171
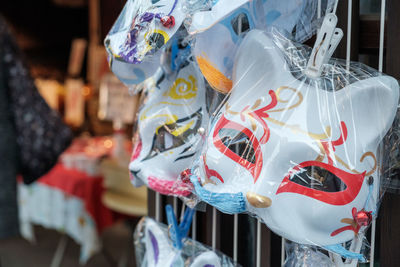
left=334, top=0, right=360, bottom=60
left=380, top=1, right=400, bottom=266
left=88, top=0, right=101, bottom=85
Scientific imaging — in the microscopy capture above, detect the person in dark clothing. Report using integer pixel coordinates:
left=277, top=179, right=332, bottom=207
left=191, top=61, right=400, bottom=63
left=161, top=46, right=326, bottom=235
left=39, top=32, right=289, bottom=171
left=0, top=25, right=19, bottom=238
left=0, top=16, right=72, bottom=239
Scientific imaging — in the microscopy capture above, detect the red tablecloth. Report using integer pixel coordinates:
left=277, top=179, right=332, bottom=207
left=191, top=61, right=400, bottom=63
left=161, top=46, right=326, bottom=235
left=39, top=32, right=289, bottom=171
left=37, top=163, right=115, bottom=233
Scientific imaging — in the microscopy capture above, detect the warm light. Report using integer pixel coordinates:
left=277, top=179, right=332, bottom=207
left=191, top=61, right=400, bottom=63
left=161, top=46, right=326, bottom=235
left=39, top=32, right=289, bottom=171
left=104, top=139, right=113, bottom=148
left=82, top=86, right=91, bottom=97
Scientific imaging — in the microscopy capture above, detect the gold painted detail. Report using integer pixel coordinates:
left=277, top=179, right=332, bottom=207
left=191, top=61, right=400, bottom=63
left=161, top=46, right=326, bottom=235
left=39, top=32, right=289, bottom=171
left=265, top=117, right=332, bottom=140
left=224, top=85, right=378, bottom=176
left=315, top=139, right=377, bottom=175
left=269, top=86, right=304, bottom=113
left=340, top=218, right=358, bottom=229
left=246, top=192, right=272, bottom=208
left=196, top=54, right=233, bottom=94
left=138, top=73, right=198, bottom=138
left=164, top=75, right=198, bottom=100
left=171, top=121, right=194, bottom=137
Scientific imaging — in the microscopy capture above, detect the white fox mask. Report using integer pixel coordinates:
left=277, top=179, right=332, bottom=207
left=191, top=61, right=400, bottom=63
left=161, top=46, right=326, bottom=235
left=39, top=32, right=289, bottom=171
left=129, top=62, right=208, bottom=196
left=105, top=0, right=186, bottom=85
left=195, top=30, right=399, bottom=246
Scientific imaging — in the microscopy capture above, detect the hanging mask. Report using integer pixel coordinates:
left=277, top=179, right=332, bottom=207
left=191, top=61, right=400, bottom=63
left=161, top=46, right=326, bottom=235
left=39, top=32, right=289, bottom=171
left=190, top=0, right=333, bottom=94
left=105, top=0, right=186, bottom=86
left=129, top=60, right=208, bottom=196
left=135, top=217, right=235, bottom=267
left=191, top=0, right=261, bottom=94
left=191, top=30, right=399, bottom=249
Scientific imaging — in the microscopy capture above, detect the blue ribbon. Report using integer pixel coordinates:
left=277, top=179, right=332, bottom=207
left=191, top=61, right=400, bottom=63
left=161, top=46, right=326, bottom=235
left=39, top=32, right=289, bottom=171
left=190, top=173, right=246, bottom=214
left=165, top=204, right=195, bottom=250
left=324, top=244, right=366, bottom=262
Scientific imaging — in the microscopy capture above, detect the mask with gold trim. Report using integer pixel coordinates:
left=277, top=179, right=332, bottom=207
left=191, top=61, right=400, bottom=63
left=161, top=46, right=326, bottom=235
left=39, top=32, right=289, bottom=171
left=129, top=60, right=208, bottom=196
left=191, top=30, right=399, bottom=253
left=189, top=0, right=333, bottom=93
left=189, top=0, right=261, bottom=94
left=191, top=0, right=261, bottom=94
left=105, top=0, right=186, bottom=86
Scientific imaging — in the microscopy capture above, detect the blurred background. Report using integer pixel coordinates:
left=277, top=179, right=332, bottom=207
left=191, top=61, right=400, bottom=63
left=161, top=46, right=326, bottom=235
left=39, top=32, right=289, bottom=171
left=1, top=1, right=146, bottom=267
left=1, top=0, right=399, bottom=267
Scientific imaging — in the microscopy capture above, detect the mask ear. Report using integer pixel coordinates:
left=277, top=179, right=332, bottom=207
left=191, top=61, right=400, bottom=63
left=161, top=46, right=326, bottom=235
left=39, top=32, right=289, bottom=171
left=190, top=251, right=222, bottom=267
left=145, top=219, right=173, bottom=266
left=232, top=29, right=288, bottom=93
left=336, top=75, right=399, bottom=145
left=189, top=0, right=249, bottom=33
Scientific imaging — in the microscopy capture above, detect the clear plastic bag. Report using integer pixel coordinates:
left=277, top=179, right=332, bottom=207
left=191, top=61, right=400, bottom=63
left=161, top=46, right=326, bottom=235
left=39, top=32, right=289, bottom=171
left=187, top=0, right=335, bottom=93
left=134, top=217, right=238, bottom=267
left=284, top=241, right=334, bottom=267
left=188, top=29, right=399, bottom=261
left=127, top=30, right=215, bottom=196
left=189, top=0, right=264, bottom=94
left=104, top=0, right=187, bottom=86
left=381, top=108, right=400, bottom=193
left=264, top=0, right=335, bottom=43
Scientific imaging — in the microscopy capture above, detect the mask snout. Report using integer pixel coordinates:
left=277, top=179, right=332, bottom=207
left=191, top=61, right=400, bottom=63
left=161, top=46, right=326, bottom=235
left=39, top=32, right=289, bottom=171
left=246, top=192, right=272, bottom=208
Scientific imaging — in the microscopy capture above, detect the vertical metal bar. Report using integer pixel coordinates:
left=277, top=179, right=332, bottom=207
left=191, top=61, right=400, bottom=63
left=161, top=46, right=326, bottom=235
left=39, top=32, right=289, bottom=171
left=346, top=0, right=353, bottom=71
left=281, top=238, right=285, bottom=266
left=342, top=3, right=354, bottom=264
left=173, top=196, right=178, bottom=215
left=155, top=192, right=161, bottom=222
left=212, top=207, right=217, bottom=249
left=233, top=214, right=238, bottom=262
left=378, top=0, right=386, bottom=72
left=370, top=220, right=377, bottom=267
left=180, top=203, right=186, bottom=222
left=192, top=211, right=197, bottom=241
left=317, top=0, right=322, bottom=36
left=318, top=0, right=322, bottom=19
left=256, top=220, right=261, bottom=267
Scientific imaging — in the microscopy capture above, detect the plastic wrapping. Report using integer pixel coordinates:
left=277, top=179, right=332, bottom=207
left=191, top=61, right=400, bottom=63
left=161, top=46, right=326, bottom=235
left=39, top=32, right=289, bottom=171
left=189, top=29, right=399, bottom=260
left=134, top=217, right=237, bottom=267
left=104, top=0, right=187, bottom=86
left=190, top=0, right=264, bottom=94
left=105, top=0, right=334, bottom=90
left=187, top=0, right=334, bottom=40
left=268, top=0, right=335, bottom=43
left=284, top=242, right=334, bottom=267
left=128, top=52, right=208, bottom=196
left=381, top=108, right=400, bottom=193
left=187, top=0, right=335, bottom=93
left=260, top=0, right=335, bottom=43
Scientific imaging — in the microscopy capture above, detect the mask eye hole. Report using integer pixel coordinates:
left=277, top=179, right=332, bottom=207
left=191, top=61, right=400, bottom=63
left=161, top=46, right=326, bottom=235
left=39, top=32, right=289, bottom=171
left=148, top=32, right=166, bottom=50
left=142, top=110, right=202, bottom=161
left=156, top=126, right=184, bottom=151
left=290, top=166, right=347, bottom=192
left=219, top=128, right=256, bottom=164
left=231, top=13, right=250, bottom=35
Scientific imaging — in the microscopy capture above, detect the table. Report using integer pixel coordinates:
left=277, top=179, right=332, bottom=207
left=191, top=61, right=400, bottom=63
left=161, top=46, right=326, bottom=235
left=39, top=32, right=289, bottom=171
left=18, top=164, right=116, bottom=264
